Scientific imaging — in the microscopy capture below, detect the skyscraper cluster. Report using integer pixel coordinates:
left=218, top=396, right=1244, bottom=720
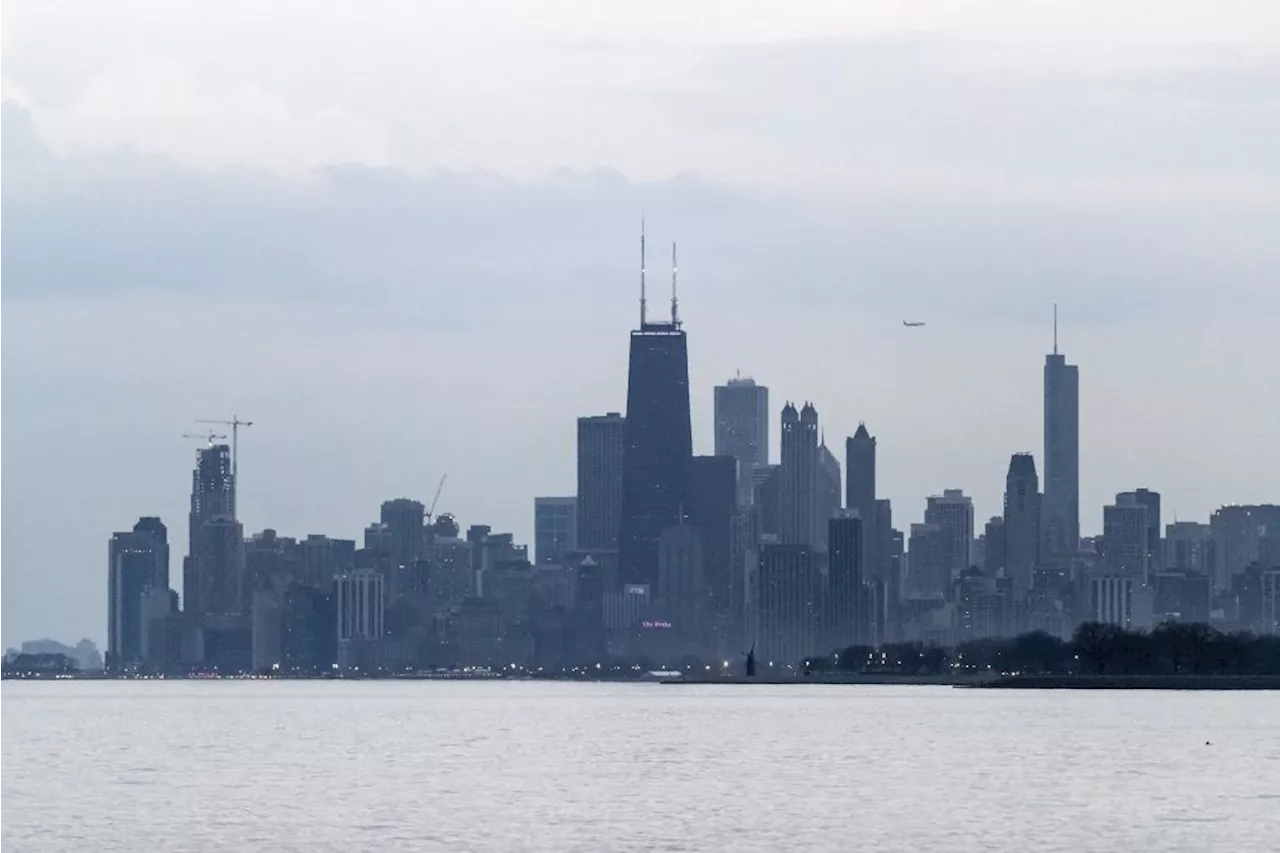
left=104, top=244, right=1280, bottom=676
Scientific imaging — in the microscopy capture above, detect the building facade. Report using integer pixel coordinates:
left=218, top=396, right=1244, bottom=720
left=713, top=376, right=769, bottom=505
left=1003, top=454, right=1041, bottom=594
left=534, top=496, right=578, bottom=565
left=576, top=413, right=626, bottom=552
left=779, top=402, right=819, bottom=547
left=618, top=303, right=694, bottom=590
left=1042, top=338, right=1080, bottom=562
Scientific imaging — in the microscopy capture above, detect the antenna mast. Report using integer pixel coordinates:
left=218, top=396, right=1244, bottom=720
left=639, top=217, right=647, bottom=327
left=670, top=241, right=679, bottom=326
left=1053, top=303, right=1059, bottom=355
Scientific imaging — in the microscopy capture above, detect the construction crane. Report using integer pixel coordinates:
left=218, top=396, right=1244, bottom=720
left=196, top=415, right=254, bottom=517
left=182, top=431, right=228, bottom=446
left=426, top=474, right=448, bottom=524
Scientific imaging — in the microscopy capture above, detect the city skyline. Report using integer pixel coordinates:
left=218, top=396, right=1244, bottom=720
left=6, top=292, right=1278, bottom=648
left=5, top=3, right=1280, bottom=648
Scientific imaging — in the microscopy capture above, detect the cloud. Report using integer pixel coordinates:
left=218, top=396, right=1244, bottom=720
left=10, top=60, right=390, bottom=174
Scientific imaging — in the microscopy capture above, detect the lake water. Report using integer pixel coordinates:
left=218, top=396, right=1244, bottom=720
left=3, top=681, right=1277, bottom=852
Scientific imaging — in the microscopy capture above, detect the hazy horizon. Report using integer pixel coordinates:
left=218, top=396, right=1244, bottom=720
left=3, top=1, right=1279, bottom=647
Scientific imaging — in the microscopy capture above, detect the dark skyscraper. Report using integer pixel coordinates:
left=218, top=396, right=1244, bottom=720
left=618, top=230, right=693, bottom=588
left=826, top=513, right=863, bottom=650
left=1043, top=310, right=1080, bottom=561
left=690, top=454, right=737, bottom=633
left=184, top=443, right=238, bottom=616
left=577, top=413, right=626, bottom=552
left=714, top=376, right=769, bottom=504
left=380, top=498, right=425, bottom=569
left=983, top=516, right=1007, bottom=577
left=780, top=402, right=818, bottom=547
left=756, top=543, right=819, bottom=666
left=845, top=423, right=877, bottom=576
left=107, top=518, right=169, bottom=673
left=1003, top=453, right=1041, bottom=594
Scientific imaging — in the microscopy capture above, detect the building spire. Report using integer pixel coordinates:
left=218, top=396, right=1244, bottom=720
left=670, top=241, right=679, bottom=326
left=1053, top=302, right=1058, bottom=355
left=640, top=216, right=647, bottom=327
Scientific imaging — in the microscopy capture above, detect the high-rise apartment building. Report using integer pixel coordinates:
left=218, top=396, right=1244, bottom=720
left=714, top=376, right=769, bottom=505
left=907, top=522, right=949, bottom=598
left=1103, top=494, right=1150, bottom=580
left=755, top=544, right=819, bottom=667
left=576, top=413, right=625, bottom=552
left=1210, top=505, right=1280, bottom=580
left=1042, top=315, right=1080, bottom=562
left=1117, top=488, right=1161, bottom=571
left=534, top=497, right=578, bottom=565
left=1004, top=454, right=1041, bottom=594
left=925, top=489, right=975, bottom=583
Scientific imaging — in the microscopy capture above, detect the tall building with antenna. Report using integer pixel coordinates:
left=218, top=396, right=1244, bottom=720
left=618, top=223, right=693, bottom=589
left=1042, top=306, right=1080, bottom=563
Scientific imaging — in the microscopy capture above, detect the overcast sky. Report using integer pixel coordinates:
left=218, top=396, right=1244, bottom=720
left=3, top=1, right=1279, bottom=648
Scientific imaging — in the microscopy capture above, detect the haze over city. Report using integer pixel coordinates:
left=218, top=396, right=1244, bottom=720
left=3, top=1, right=1279, bottom=649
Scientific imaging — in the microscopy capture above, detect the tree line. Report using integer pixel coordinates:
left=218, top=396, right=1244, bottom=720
left=811, top=622, right=1280, bottom=677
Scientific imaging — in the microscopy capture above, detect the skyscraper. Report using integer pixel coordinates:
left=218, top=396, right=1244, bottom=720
left=534, top=496, right=577, bottom=565
left=576, top=412, right=625, bottom=552
left=845, top=423, right=877, bottom=576
left=1103, top=494, right=1151, bottom=580
left=336, top=568, right=386, bottom=672
left=690, top=454, right=737, bottom=634
left=755, top=544, right=819, bottom=666
left=192, top=517, right=247, bottom=616
left=380, top=498, right=425, bottom=570
left=618, top=230, right=693, bottom=588
left=1117, top=488, right=1161, bottom=572
left=925, top=489, right=975, bottom=583
left=983, top=516, right=1007, bottom=577
left=826, top=513, right=863, bottom=650
left=780, top=402, right=818, bottom=547
left=815, top=439, right=842, bottom=546
left=107, top=518, right=170, bottom=673
left=714, top=376, right=769, bottom=504
left=1043, top=310, right=1080, bottom=561
left=1003, top=453, right=1041, bottom=594
left=184, top=443, right=239, bottom=617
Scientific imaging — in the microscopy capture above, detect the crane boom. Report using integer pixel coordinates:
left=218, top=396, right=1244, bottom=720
left=196, top=415, right=254, bottom=518
left=427, top=474, right=448, bottom=522
left=182, top=431, right=227, bottom=445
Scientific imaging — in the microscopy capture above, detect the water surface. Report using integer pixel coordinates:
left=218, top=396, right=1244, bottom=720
left=3, top=681, right=1276, bottom=852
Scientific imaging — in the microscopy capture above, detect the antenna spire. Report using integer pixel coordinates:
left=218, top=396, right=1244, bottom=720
left=1053, top=303, right=1058, bottom=355
left=671, top=241, right=679, bottom=326
left=640, top=217, right=647, bottom=327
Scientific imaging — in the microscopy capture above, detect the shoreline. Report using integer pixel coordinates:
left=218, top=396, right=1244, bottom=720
left=963, top=674, right=1280, bottom=690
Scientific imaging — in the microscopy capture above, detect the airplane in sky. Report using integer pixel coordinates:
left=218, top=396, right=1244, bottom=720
left=902, top=320, right=926, bottom=327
